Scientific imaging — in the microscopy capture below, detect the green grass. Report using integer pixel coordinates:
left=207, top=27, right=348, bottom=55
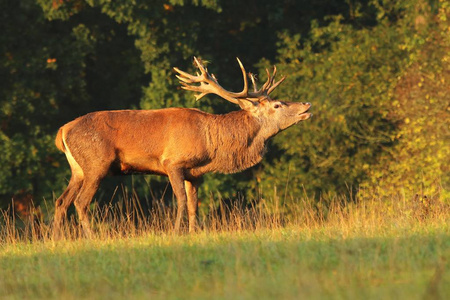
left=0, top=195, right=449, bottom=299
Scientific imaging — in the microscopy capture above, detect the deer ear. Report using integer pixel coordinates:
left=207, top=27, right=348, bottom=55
left=237, top=99, right=258, bottom=111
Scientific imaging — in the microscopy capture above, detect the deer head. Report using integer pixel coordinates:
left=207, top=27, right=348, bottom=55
left=174, top=57, right=312, bottom=138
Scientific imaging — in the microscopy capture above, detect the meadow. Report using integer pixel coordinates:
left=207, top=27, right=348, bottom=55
left=0, top=193, right=449, bottom=300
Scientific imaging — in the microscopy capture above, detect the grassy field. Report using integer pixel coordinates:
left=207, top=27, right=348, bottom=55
left=0, top=194, right=449, bottom=299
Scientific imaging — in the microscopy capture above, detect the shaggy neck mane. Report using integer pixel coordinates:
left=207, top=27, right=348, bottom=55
left=205, top=110, right=266, bottom=174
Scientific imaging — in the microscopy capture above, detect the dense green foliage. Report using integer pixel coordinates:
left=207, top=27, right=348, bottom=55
left=1, top=0, right=448, bottom=208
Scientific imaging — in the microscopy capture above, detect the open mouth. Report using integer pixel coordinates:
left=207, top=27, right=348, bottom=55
left=296, top=112, right=312, bottom=123
left=295, top=104, right=312, bottom=123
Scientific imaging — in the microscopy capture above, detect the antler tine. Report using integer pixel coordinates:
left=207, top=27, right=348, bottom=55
left=261, top=68, right=272, bottom=92
left=267, top=75, right=286, bottom=95
left=249, top=73, right=258, bottom=92
left=193, top=57, right=208, bottom=78
left=174, top=68, right=198, bottom=83
left=263, top=66, right=277, bottom=91
left=175, top=74, right=194, bottom=84
left=235, top=57, right=249, bottom=98
left=270, top=66, right=277, bottom=86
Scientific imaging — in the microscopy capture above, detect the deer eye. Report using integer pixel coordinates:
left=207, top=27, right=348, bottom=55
left=273, top=104, right=282, bottom=109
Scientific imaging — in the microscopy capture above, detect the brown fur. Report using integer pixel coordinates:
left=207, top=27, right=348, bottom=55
left=199, top=110, right=265, bottom=175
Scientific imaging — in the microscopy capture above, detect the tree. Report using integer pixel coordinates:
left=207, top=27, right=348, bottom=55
left=0, top=0, right=92, bottom=206
left=253, top=0, right=449, bottom=201
left=366, top=0, right=450, bottom=200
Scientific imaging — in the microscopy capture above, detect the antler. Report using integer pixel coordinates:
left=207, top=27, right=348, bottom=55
left=174, top=57, right=249, bottom=105
left=174, top=57, right=286, bottom=105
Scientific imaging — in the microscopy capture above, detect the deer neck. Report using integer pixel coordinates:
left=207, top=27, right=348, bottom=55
left=206, top=110, right=267, bottom=174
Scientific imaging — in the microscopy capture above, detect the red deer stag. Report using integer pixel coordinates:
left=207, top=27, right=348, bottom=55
left=53, top=57, right=312, bottom=236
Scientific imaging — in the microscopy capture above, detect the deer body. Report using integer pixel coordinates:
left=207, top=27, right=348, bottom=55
left=56, top=108, right=267, bottom=179
left=53, top=57, right=311, bottom=236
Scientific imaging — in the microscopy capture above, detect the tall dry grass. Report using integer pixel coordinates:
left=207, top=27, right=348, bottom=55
left=1, top=186, right=448, bottom=244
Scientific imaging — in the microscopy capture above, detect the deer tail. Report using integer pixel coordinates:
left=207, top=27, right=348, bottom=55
left=55, top=127, right=66, bottom=153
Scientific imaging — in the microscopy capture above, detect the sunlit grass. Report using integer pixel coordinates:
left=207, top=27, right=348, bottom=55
left=0, top=191, right=449, bottom=299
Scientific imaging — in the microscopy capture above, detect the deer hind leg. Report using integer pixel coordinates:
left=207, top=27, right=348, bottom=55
left=53, top=175, right=83, bottom=238
left=73, top=176, right=102, bottom=238
left=185, top=180, right=200, bottom=233
left=53, top=141, right=85, bottom=239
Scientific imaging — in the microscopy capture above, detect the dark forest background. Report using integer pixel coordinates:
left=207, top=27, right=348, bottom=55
left=1, top=0, right=448, bottom=215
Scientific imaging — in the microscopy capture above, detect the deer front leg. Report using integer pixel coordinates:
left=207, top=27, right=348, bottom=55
left=167, top=168, right=188, bottom=233
left=185, top=180, right=200, bottom=233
